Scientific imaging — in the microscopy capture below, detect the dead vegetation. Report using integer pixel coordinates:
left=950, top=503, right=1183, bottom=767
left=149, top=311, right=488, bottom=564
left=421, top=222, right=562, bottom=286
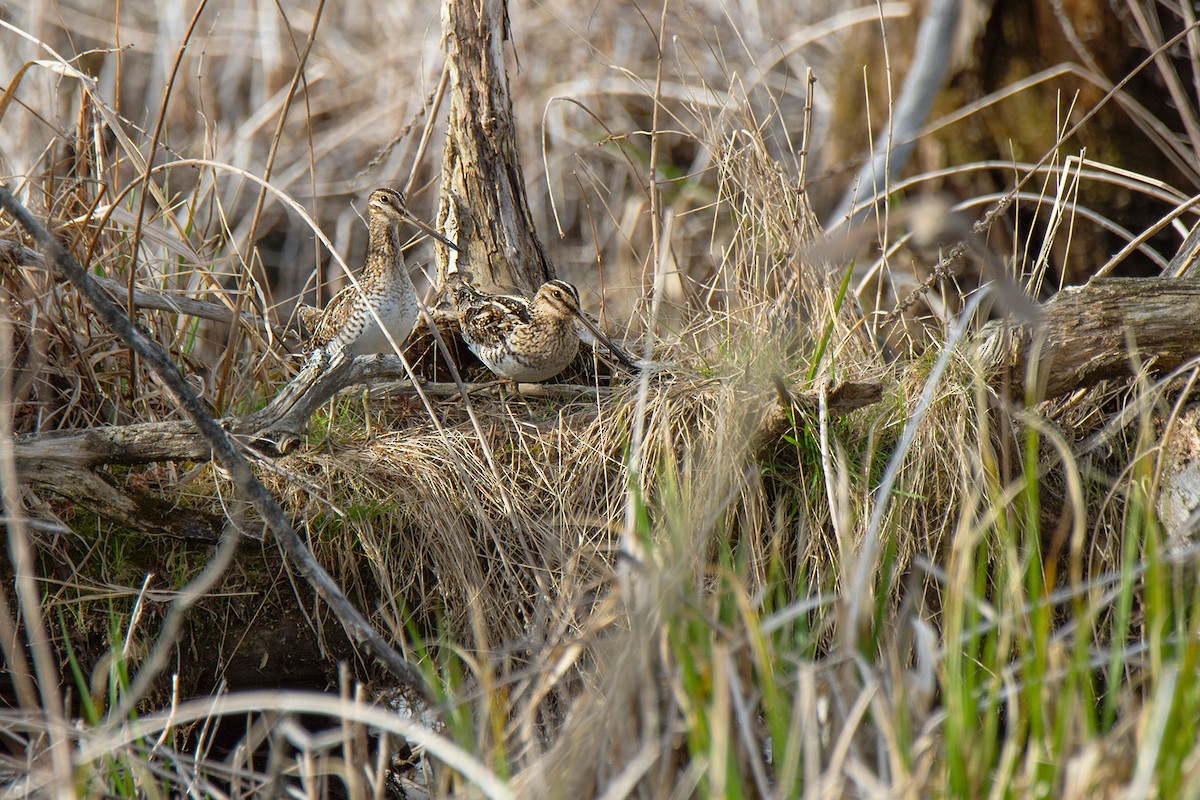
left=3, top=0, right=1200, bottom=797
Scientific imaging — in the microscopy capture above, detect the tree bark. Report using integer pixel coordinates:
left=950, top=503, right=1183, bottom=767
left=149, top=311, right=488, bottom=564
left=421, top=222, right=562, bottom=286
left=22, top=460, right=230, bottom=543
left=976, top=277, right=1200, bottom=398
left=438, top=0, right=553, bottom=294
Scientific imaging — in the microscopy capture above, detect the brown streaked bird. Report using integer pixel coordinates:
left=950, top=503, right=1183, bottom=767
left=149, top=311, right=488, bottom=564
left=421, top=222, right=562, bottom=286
left=449, top=277, right=637, bottom=382
left=306, top=188, right=459, bottom=357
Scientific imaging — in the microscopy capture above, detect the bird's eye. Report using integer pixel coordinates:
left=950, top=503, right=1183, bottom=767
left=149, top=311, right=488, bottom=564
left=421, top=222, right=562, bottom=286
left=379, top=194, right=390, bottom=204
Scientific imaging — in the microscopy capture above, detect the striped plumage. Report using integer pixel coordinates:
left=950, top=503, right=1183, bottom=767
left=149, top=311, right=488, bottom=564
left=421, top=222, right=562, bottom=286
left=307, top=188, right=457, bottom=357
left=451, top=278, right=635, bottom=381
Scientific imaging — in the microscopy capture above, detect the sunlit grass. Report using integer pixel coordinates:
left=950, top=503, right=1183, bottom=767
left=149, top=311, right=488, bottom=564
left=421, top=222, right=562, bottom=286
left=2, top=0, right=1200, bottom=797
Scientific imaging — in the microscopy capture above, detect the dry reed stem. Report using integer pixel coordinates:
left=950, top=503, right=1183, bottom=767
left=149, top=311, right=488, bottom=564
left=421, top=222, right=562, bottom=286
left=0, top=315, right=74, bottom=796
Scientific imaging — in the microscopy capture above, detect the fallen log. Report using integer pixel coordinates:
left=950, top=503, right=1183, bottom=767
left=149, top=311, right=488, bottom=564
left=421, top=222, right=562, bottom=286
left=11, top=340, right=883, bottom=544
left=14, top=353, right=883, bottom=470
left=18, top=274, right=1200, bottom=543
left=976, top=277, right=1200, bottom=398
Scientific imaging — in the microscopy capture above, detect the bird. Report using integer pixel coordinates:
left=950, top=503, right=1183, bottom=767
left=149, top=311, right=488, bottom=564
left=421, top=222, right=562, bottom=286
left=304, top=187, right=459, bottom=358
left=448, top=276, right=637, bottom=382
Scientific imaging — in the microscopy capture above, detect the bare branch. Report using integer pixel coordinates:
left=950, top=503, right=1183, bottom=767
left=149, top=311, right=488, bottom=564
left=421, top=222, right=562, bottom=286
left=13, top=362, right=884, bottom=472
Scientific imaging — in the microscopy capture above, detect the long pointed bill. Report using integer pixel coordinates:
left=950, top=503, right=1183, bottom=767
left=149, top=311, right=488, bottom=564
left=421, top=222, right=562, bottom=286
left=571, top=310, right=639, bottom=372
left=403, top=211, right=462, bottom=253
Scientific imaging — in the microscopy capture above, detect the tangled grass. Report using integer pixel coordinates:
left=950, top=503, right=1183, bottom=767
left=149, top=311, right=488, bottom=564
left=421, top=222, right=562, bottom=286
left=4, top=0, right=1200, bottom=797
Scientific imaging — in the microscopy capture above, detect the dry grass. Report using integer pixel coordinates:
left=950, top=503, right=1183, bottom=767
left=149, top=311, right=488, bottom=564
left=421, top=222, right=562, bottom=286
left=3, top=0, right=1200, bottom=797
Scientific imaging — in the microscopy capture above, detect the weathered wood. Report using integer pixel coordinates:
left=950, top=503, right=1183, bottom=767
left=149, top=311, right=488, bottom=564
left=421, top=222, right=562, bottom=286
left=20, top=460, right=229, bottom=543
left=10, top=354, right=526, bottom=544
left=976, top=277, right=1200, bottom=398
left=13, top=355, right=883, bottom=470
left=17, top=420, right=213, bottom=468
left=14, top=369, right=883, bottom=550
left=438, top=0, right=553, bottom=293
left=753, top=380, right=885, bottom=453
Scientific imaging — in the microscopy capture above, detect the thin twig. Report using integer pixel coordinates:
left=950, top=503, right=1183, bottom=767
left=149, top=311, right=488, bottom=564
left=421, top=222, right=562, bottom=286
left=825, top=0, right=960, bottom=228
left=218, top=0, right=327, bottom=410
left=0, top=310, right=73, bottom=792
left=106, top=515, right=243, bottom=722
left=850, top=20, right=1200, bottom=320
left=621, top=0, right=671, bottom=574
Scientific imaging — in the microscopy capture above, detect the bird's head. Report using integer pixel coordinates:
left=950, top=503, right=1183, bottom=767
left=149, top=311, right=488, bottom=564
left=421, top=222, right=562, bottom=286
left=368, top=187, right=413, bottom=223
left=367, top=187, right=461, bottom=252
left=534, top=279, right=582, bottom=321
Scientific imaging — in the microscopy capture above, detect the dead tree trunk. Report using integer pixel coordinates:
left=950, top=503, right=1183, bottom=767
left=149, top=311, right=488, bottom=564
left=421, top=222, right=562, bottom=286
left=438, top=0, right=553, bottom=294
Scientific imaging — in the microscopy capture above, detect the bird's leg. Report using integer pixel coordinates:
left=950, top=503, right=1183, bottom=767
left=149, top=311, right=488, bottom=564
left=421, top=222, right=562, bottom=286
left=504, top=380, right=538, bottom=418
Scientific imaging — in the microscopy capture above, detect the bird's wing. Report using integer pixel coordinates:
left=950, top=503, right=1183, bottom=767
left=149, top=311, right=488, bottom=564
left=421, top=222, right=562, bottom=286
left=459, top=294, right=531, bottom=347
left=309, top=285, right=359, bottom=350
